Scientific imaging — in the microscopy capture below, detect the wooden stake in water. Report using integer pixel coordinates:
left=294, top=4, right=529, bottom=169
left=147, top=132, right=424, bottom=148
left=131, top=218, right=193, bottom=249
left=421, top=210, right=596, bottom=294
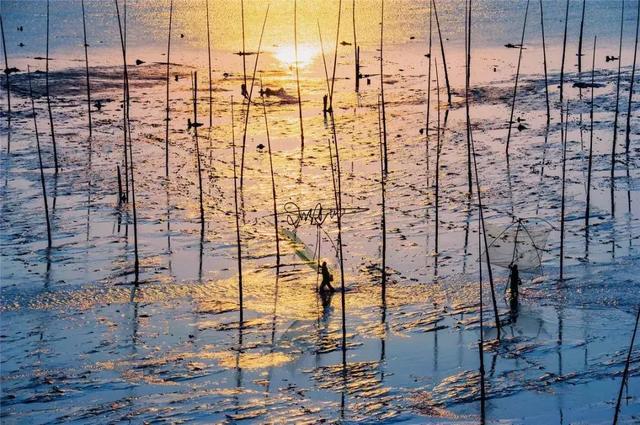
left=230, top=97, right=243, bottom=324
left=577, top=0, right=586, bottom=73
left=539, top=0, right=550, bottom=124
left=425, top=4, right=432, bottom=175
left=612, top=0, right=625, bottom=187
left=294, top=0, right=304, bottom=149
left=261, top=89, right=280, bottom=267
left=206, top=0, right=213, bottom=128
left=46, top=0, right=59, bottom=174
left=239, top=5, right=270, bottom=189
left=0, top=14, right=11, bottom=150
left=352, top=0, right=358, bottom=93
left=81, top=0, right=92, bottom=138
left=434, top=58, right=441, bottom=255
left=613, top=307, right=640, bottom=425
left=27, top=67, right=52, bottom=248
left=432, top=0, right=451, bottom=105
left=380, top=0, right=388, bottom=173
left=586, top=37, right=596, bottom=229
left=329, top=0, right=343, bottom=110
left=560, top=103, right=569, bottom=281
left=192, top=72, right=205, bottom=233
left=625, top=0, right=640, bottom=153
left=505, top=0, right=530, bottom=155
left=464, top=0, right=473, bottom=195
left=559, top=0, right=569, bottom=115
left=164, top=0, right=173, bottom=177
left=241, top=0, right=247, bottom=89
left=377, top=94, right=386, bottom=299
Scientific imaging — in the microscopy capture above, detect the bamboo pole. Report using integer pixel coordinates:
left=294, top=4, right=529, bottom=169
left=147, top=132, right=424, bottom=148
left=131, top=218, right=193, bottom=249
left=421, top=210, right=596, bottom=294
left=559, top=0, right=569, bottom=114
left=577, top=0, right=586, bottom=73
left=612, top=0, right=625, bottom=188
left=353, top=0, right=358, bottom=92
left=0, top=14, right=11, bottom=150
left=206, top=0, right=213, bottom=128
left=380, top=0, right=388, bottom=173
left=294, top=0, right=304, bottom=149
left=613, top=308, right=640, bottom=424
left=192, top=72, right=205, bottom=232
left=539, top=0, right=550, bottom=124
left=27, top=67, right=52, bottom=248
left=231, top=97, right=243, bottom=324
left=432, top=0, right=451, bottom=105
left=164, top=0, right=173, bottom=177
left=625, top=0, right=640, bottom=152
left=45, top=0, right=59, bottom=174
left=81, top=0, right=92, bottom=138
left=377, top=94, right=386, bottom=300
left=261, top=86, right=280, bottom=267
left=505, top=0, right=530, bottom=155
left=586, top=37, right=596, bottom=229
left=239, top=5, right=270, bottom=189
left=560, top=102, right=569, bottom=281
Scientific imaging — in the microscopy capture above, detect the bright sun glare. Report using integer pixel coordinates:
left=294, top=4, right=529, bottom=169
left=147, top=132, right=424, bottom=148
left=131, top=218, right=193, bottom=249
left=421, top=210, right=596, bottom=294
left=273, top=43, right=319, bottom=69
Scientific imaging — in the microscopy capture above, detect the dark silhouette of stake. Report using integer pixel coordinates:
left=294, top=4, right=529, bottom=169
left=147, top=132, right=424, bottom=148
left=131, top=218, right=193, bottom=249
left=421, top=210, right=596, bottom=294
left=241, top=0, right=247, bottom=88
left=560, top=103, right=569, bottom=281
left=192, top=72, right=205, bottom=232
left=625, top=0, right=640, bottom=153
left=380, top=0, right=388, bottom=173
left=115, top=0, right=139, bottom=282
left=464, top=0, right=472, bottom=195
left=505, top=0, right=530, bottom=155
left=239, top=5, right=269, bottom=189
left=577, top=0, right=586, bottom=73
left=377, top=95, right=386, bottom=299
left=559, top=0, right=569, bottom=115
left=586, top=37, right=596, bottom=229
left=434, top=58, right=442, bottom=254
left=539, top=0, right=550, bottom=124
left=206, top=0, right=213, bottom=128
left=294, top=0, right=304, bottom=149
left=613, top=308, right=640, bottom=425
left=353, top=0, right=358, bottom=92
left=0, top=14, right=11, bottom=150
left=329, top=0, right=343, bottom=110
left=46, top=0, right=59, bottom=174
left=81, top=0, right=92, bottom=138
left=612, top=0, right=625, bottom=188
left=27, top=67, right=52, bottom=248
left=261, top=89, right=280, bottom=267
left=426, top=4, right=432, bottom=171
left=164, top=0, right=173, bottom=177
left=230, top=97, right=243, bottom=324
left=432, top=0, right=451, bottom=105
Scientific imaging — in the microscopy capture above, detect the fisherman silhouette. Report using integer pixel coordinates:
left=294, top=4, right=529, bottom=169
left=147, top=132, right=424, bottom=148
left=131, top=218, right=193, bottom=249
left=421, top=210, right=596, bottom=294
left=508, top=263, right=521, bottom=321
left=319, top=261, right=335, bottom=293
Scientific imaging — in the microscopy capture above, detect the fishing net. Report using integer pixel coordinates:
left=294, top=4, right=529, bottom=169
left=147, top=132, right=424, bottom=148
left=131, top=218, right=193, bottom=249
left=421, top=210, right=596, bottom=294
left=483, top=218, right=551, bottom=273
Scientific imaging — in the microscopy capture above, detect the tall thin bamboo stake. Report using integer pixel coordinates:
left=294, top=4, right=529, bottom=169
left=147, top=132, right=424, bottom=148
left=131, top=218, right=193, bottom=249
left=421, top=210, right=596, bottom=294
left=577, top=0, right=586, bottom=73
left=352, top=0, right=358, bottom=92
left=261, top=89, right=280, bottom=267
left=81, top=0, right=92, bottom=138
left=432, top=0, right=451, bottom=105
left=612, top=0, right=625, bottom=186
left=115, top=0, right=139, bottom=282
left=164, top=0, right=173, bottom=177
left=192, top=72, right=205, bottom=232
left=380, top=0, right=388, bottom=173
left=377, top=94, right=386, bottom=299
left=539, top=0, right=550, bottom=124
left=426, top=3, right=432, bottom=167
left=329, top=0, right=343, bottom=110
left=464, top=0, right=473, bottom=194
left=45, top=0, right=58, bottom=174
left=586, top=37, right=596, bottom=229
left=231, top=97, right=243, bottom=324
left=241, top=0, right=247, bottom=89
left=505, top=0, right=530, bottom=155
left=0, top=14, right=11, bottom=150
left=559, top=0, right=569, bottom=115
left=294, top=0, right=304, bottom=149
left=239, top=5, right=270, bottom=189
left=206, top=0, right=213, bottom=127
left=625, top=0, right=640, bottom=152
left=434, top=58, right=441, bottom=255
left=27, top=67, right=52, bottom=248
left=613, top=307, right=640, bottom=424
left=560, top=102, right=569, bottom=280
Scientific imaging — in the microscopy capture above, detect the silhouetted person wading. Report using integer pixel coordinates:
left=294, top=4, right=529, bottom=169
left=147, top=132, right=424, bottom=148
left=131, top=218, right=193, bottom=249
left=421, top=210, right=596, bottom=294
left=319, top=261, right=335, bottom=293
